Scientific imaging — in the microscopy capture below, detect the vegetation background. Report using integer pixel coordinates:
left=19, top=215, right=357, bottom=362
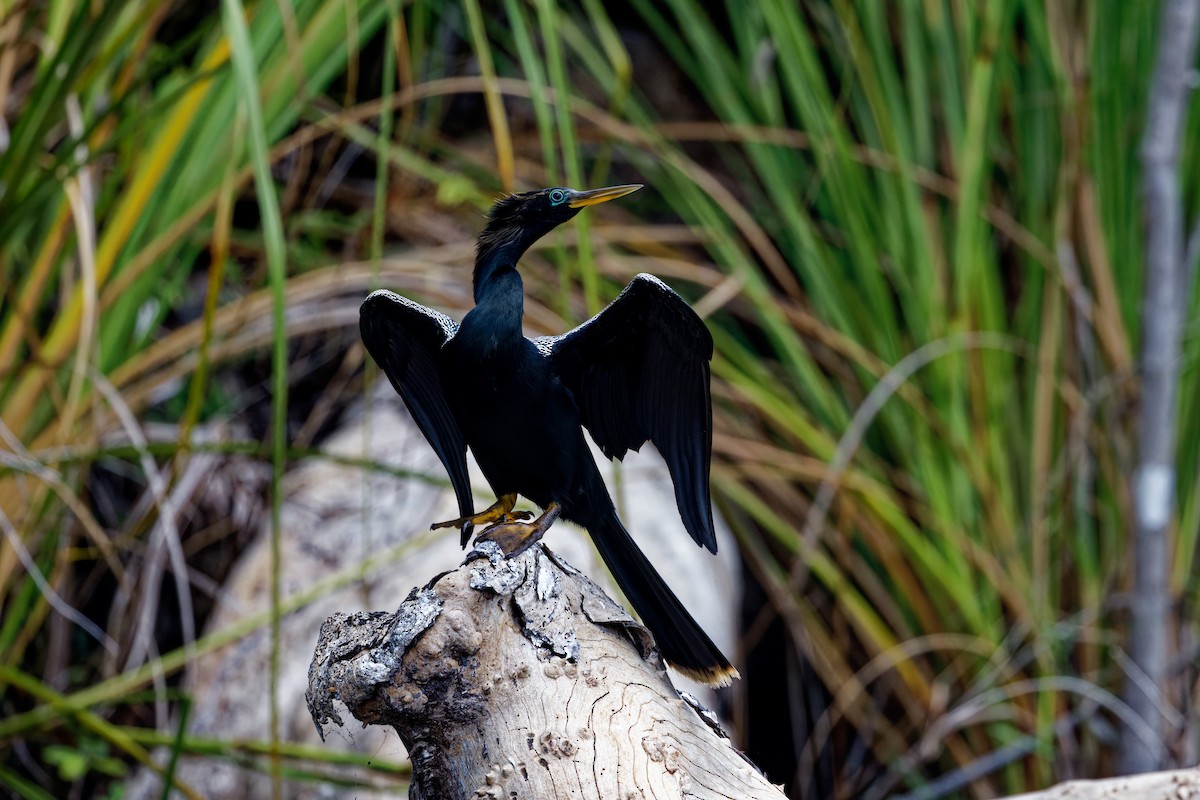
left=1, top=0, right=1198, bottom=797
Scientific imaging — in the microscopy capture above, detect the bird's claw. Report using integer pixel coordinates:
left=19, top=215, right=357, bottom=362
left=474, top=520, right=545, bottom=559
left=431, top=509, right=532, bottom=531
left=431, top=493, right=529, bottom=532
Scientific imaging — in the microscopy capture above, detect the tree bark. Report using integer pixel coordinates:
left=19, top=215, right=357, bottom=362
left=307, top=541, right=783, bottom=800
left=1123, top=0, right=1200, bottom=774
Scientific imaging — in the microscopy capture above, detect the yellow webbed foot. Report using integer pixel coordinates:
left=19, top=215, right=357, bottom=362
left=475, top=502, right=562, bottom=558
left=431, top=493, right=532, bottom=532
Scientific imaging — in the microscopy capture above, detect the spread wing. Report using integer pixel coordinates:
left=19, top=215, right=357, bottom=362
left=360, top=290, right=473, bottom=537
left=539, top=274, right=717, bottom=552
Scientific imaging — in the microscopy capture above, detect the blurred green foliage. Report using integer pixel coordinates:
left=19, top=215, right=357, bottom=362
left=1, top=0, right=1198, bottom=797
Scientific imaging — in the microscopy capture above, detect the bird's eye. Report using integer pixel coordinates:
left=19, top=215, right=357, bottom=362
left=549, top=189, right=567, bottom=205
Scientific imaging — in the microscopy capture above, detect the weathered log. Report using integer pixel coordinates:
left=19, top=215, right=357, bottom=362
left=307, top=541, right=783, bottom=799
left=1005, top=767, right=1200, bottom=799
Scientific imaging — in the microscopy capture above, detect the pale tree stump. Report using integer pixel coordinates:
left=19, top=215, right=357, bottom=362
left=307, top=541, right=784, bottom=800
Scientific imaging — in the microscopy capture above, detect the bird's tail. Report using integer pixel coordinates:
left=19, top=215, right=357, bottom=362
left=588, top=515, right=739, bottom=687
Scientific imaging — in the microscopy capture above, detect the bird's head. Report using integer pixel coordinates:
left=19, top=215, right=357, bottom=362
left=476, top=184, right=642, bottom=267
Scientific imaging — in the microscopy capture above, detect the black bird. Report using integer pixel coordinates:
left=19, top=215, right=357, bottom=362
left=360, top=184, right=737, bottom=686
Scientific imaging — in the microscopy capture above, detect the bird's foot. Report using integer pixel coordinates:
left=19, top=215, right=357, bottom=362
left=475, top=502, right=562, bottom=559
left=474, top=522, right=545, bottom=558
left=431, top=493, right=532, bottom=532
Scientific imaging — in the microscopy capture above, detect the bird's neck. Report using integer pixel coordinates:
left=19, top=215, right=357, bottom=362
left=473, top=230, right=531, bottom=301
left=464, top=256, right=525, bottom=354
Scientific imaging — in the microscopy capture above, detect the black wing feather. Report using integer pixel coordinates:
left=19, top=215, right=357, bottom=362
left=360, top=290, right=474, bottom=534
left=540, top=274, right=717, bottom=552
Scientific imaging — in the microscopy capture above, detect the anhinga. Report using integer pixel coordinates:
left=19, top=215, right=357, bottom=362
left=359, top=184, right=737, bottom=686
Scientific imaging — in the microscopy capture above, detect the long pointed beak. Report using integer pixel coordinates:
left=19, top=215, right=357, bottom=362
left=567, top=183, right=642, bottom=208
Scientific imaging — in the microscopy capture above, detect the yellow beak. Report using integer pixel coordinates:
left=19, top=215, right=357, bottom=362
left=567, top=184, right=643, bottom=208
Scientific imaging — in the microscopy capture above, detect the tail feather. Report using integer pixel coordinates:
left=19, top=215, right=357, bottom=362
left=588, top=516, right=738, bottom=687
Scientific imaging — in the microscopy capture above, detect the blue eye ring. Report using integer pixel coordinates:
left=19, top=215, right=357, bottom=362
left=549, top=189, right=567, bottom=205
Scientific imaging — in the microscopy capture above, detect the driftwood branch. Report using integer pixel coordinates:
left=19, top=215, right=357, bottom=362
left=1005, top=768, right=1200, bottom=799
left=307, top=542, right=783, bottom=800
left=1124, top=0, right=1200, bottom=774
